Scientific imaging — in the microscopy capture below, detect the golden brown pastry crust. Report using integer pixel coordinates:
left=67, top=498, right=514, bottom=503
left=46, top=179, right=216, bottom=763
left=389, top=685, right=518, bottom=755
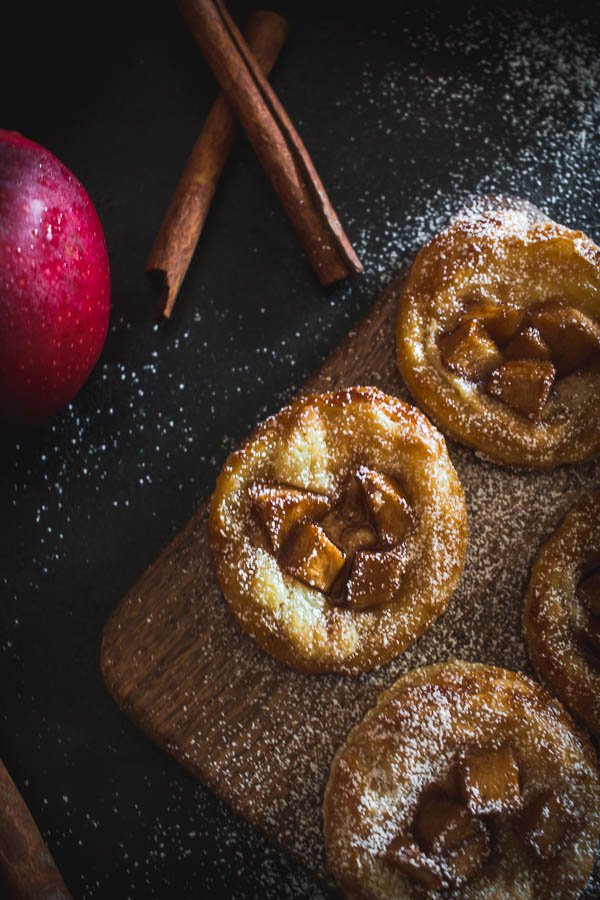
left=523, top=491, right=600, bottom=739
left=323, top=659, right=600, bottom=899
left=209, top=387, right=468, bottom=674
left=396, top=201, right=600, bottom=468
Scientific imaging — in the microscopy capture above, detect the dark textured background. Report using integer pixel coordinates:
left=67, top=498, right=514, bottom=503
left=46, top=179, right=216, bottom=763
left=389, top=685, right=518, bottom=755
left=2, top=1, right=600, bottom=897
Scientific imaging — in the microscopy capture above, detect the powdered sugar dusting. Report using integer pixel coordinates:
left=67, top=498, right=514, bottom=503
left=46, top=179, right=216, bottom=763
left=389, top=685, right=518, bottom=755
left=190, top=9, right=600, bottom=894
left=4, top=5, right=600, bottom=899
left=210, top=387, right=468, bottom=674
left=332, top=9, right=600, bottom=310
left=324, top=662, right=600, bottom=898
left=190, top=294, right=600, bottom=890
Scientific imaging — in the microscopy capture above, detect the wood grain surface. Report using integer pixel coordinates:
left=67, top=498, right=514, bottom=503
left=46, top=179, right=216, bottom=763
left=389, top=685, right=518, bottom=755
left=100, top=262, right=600, bottom=893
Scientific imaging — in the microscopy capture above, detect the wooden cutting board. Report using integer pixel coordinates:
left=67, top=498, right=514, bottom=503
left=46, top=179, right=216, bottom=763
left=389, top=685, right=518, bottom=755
left=100, top=266, right=600, bottom=893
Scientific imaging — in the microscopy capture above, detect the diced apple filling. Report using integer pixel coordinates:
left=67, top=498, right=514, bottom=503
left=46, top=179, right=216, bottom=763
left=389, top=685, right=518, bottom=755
left=518, top=790, right=583, bottom=860
left=439, top=320, right=503, bottom=381
left=382, top=835, right=446, bottom=890
left=356, top=467, right=413, bottom=545
left=345, top=546, right=406, bottom=610
left=528, top=303, right=600, bottom=377
left=460, top=745, right=521, bottom=815
left=486, top=359, right=555, bottom=421
left=440, top=301, right=600, bottom=401
left=446, top=829, right=490, bottom=887
left=337, top=525, right=379, bottom=558
left=503, top=325, right=551, bottom=362
left=465, top=302, right=524, bottom=346
left=254, top=467, right=415, bottom=604
left=416, top=794, right=483, bottom=854
left=319, top=475, right=377, bottom=556
left=250, top=482, right=330, bottom=552
left=414, top=793, right=490, bottom=887
left=279, top=520, right=346, bottom=593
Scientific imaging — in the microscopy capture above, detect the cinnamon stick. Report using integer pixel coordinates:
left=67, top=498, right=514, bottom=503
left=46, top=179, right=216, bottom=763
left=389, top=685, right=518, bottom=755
left=0, top=759, right=73, bottom=899
left=177, top=0, right=363, bottom=288
left=147, top=10, right=290, bottom=319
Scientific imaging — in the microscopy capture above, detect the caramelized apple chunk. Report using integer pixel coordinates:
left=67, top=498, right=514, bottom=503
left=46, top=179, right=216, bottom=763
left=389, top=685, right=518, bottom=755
left=415, top=793, right=490, bottom=888
left=527, top=303, right=600, bottom=377
left=460, top=745, right=521, bottom=815
left=466, top=301, right=524, bottom=346
left=319, top=475, right=377, bottom=557
left=345, top=546, right=407, bottom=610
left=446, top=829, right=490, bottom=887
left=335, top=525, right=378, bottom=558
left=518, top=790, right=583, bottom=861
left=250, top=483, right=330, bottom=552
left=503, top=326, right=551, bottom=362
left=415, top=794, right=484, bottom=854
left=356, top=467, right=413, bottom=545
left=382, top=835, right=446, bottom=890
left=279, top=520, right=346, bottom=593
left=486, top=359, right=555, bottom=421
left=439, top=320, right=503, bottom=381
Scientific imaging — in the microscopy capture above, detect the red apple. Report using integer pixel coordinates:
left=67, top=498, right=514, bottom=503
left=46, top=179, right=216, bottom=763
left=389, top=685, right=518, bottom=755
left=0, top=130, right=110, bottom=429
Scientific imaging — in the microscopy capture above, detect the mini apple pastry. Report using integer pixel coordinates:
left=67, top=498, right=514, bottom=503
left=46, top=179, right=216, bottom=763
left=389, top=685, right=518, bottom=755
left=209, top=387, right=467, bottom=674
left=523, top=491, right=600, bottom=739
left=323, top=659, right=600, bottom=899
left=396, top=199, right=600, bottom=467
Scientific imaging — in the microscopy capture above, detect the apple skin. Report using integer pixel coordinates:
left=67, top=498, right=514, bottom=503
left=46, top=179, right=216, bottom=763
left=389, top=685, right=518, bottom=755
left=0, top=130, right=110, bottom=430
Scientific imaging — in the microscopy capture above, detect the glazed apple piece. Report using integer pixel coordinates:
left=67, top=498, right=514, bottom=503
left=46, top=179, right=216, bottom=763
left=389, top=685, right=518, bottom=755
left=415, top=794, right=484, bottom=854
left=320, top=475, right=377, bottom=556
left=446, top=829, right=490, bottom=887
left=527, top=302, right=600, bottom=376
left=250, top=482, right=331, bottom=552
left=486, top=359, right=556, bottom=421
left=279, top=520, right=346, bottom=592
left=345, top=545, right=407, bottom=610
left=439, top=320, right=503, bottom=381
left=503, top=325, right=551, bottom=362
left=382, top=835, right=446, bottom=890
left=466, top=301, right=524, bottom=346
left=335, top=525, right=379, bottom=558
left=356, top=467, right=413, bottom=545
left=460, top=745, right=521, bottom=815
left=518, top=790, right=583, bottom=861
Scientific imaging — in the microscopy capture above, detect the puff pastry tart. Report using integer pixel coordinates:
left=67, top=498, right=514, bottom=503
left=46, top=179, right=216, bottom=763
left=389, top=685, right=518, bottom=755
left=323, top=659, right=600, bottom=899
left=523, top=491, right=600, bottom=739
left=209, top=387, right=467, bottom=674
left=396, top=200, right=600, bottom=467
